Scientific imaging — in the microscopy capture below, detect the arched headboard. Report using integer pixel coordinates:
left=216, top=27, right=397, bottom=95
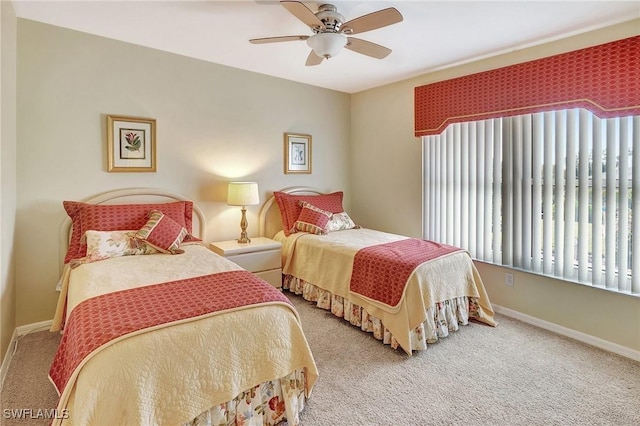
left=59, top=187, right=206, bottom=272
left=259, top=186, right=325, bottom=238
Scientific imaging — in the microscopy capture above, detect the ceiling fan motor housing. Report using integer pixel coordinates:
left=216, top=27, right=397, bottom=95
left=315, top=4, right=345, bottom=33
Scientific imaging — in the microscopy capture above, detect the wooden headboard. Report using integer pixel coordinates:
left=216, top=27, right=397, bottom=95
left=259, top=186, right=325, bottom=238
left=59, top=187, right=206, bottom=272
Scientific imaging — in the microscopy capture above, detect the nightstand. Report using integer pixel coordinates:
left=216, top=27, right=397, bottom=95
left=209, top=237, right=283, bottom=289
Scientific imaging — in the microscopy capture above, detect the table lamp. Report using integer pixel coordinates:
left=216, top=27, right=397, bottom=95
left=227, top=182, right=260, bottom=243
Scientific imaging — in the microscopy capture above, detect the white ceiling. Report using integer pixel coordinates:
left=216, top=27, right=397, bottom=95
left=11, top=0, right=640, bottom=93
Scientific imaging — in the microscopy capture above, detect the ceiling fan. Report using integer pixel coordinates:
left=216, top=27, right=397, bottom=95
left=249, top=1, right=403, bottom=66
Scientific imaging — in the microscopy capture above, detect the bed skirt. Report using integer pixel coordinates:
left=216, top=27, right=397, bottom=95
left=283, top=274, right=482, bottom=352
left=186, top=368, right=307, bottom=426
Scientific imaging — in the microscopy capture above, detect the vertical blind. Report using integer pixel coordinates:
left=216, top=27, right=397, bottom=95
left=423, top=108, right=640, bottom=295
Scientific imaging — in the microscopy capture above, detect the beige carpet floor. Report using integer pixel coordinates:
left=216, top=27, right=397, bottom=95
left=1, top=293, right=639, bottom=425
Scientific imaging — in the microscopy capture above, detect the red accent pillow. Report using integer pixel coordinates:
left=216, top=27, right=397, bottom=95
left=135, top=210, right=188, bottom=254
left=293, top=201, right=332, bottom=235
left=63, top=200, right=194, bottom=263
left=273, top=191, right=344, bottom=236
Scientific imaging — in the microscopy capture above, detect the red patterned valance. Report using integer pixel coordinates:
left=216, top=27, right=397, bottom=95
left=414, top=36, right=640, bottom=137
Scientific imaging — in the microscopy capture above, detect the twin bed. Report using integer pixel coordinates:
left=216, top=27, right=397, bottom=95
left=49, top=188, right=317, bottom=426
left=259, top=187, right=496, bottom=355
left=49, top=186, right=495, bottom=424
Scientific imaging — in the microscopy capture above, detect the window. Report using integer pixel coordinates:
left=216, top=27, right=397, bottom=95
left=422, top=108, right=640, bottom=295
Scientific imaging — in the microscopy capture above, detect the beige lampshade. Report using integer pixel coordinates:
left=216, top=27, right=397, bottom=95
left=227, top=182, right=259, bottom=206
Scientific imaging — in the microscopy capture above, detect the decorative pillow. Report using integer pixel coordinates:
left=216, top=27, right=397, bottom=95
left=63, top=200, right=193, bottom=263
left=135, top=210, right=188, bottom=254
left=326, top=212, right=359, bottom=232
left=85, top=230, right=159, bottom=263
left=273, top=191, right=344, bottom=236
left=292, top=201, right=333, bottom=235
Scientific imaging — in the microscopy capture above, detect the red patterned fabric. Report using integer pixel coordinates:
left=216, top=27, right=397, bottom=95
left=350, top=239, right=462, bottom=308
left=293, top=201, right=332, bottom=235
left=415, top=36, right=640, bottom=136
left=274, top=191, right=344, bottom=236
left=63, top=201, right=194, bottom=263
left=135, top=210, right=188, bottom=253
left=49, top=270, right=291, bottom=395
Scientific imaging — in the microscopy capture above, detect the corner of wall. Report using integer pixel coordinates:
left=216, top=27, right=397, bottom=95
left=0, top=0, right=18, bottom=366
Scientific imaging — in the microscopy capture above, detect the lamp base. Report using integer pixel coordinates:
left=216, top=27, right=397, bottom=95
left=237, top=207, right=251, bottom=244
left=237, top=235, right=251, bottom=244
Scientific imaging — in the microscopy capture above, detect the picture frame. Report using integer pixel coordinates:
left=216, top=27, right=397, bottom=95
left=107, top=115, right=156, bottom=172
left=284, top=133, right=312, bottom=174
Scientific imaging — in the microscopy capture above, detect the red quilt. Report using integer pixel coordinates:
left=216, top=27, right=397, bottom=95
left=350, top=239, right=462, bottom=308
left=49, top=270, right=291, bottom=395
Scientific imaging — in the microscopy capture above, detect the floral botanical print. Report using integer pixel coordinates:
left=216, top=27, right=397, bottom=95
left=124, top=131, right=142, bottom=152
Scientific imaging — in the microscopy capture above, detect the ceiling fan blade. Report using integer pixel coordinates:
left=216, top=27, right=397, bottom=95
left=281, top=1, right=325, bottom=30
left=341, top=8, right=403, bottom=35
left=345, top=37, right=392, bottom=59
left=250, top=35, right=309, bottom=44
left=305, top=50, right=324, bottom=66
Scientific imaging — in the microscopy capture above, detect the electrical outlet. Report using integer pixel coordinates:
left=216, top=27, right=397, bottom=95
left=505, top=273, right=514, bottom=287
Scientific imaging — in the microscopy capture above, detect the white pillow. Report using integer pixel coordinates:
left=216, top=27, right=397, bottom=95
left=85, top=230, right=158, bottom=262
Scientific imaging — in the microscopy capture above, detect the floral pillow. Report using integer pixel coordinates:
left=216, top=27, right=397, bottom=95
left=326, top=212, right=359, bottom=232
left=85, top=230, right=159, bottom=263
left=135, top=210, right=189, bottom=254
left=292, top=201, right=333, bottom=235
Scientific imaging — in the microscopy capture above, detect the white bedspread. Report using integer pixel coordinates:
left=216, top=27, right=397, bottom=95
left=276, top=228, right=496, bottom=354
left=50, top=244, right=318, bottom=425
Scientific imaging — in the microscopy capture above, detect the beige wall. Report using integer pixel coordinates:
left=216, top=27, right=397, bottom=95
left=1, top=0, right=18, bottom=364
left=15, top=20, right=350, bottom=325
left=350, top=19, right=640, bottom=354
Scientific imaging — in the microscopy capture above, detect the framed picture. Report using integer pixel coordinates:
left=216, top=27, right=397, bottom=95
left=284, top=133, right=312, bottom=174
left=107, top=115, right=156, bottom=172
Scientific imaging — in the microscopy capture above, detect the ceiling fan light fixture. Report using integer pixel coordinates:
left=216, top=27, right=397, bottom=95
left=307, top=32, right=347, bottom=59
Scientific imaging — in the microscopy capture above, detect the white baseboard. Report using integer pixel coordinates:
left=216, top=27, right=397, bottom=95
left=0, top=319, right=53, bottom=391
left=493, top=304, right=640, bottom=362
left=0, top=328, right=19, bottom=391
left=16, top=319, right=53, bottom=336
